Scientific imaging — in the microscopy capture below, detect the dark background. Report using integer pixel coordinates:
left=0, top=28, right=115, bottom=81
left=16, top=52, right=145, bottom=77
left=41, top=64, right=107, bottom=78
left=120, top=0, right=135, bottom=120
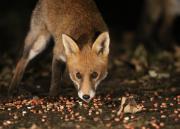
left=0, top=0, right=179, bottom=58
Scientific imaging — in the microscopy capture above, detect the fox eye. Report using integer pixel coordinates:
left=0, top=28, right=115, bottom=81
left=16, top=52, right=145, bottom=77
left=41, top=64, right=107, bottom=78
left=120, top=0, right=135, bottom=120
left=91, top=72, right=98, bottom=79
left=76, top=72, right=82, bottom=79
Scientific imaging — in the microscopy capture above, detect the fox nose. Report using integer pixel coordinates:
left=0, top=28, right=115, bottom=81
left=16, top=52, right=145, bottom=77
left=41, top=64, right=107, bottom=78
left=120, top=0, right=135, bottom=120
left=82, top=94, right=90, bottom=100
left=78, top=90, right=95, bottom=102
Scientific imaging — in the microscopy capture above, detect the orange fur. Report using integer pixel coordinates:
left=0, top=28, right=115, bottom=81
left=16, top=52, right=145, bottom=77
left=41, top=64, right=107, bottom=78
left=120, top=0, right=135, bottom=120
left=9, top=0, right=110, bottom=102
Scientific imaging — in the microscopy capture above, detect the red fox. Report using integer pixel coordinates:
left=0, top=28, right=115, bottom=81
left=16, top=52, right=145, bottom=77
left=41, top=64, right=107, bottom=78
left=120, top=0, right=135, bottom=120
left=137, top=0, right=180, bottom=47
left=9, top=0, right=110, bottom=102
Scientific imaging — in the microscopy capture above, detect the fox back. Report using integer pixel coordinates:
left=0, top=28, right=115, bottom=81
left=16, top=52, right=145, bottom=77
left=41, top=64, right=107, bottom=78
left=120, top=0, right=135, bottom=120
left=33, top=0, right=107, bottom=41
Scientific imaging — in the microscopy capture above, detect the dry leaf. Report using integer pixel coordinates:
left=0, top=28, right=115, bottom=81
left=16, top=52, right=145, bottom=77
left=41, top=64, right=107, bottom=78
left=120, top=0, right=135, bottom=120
left=117, top=96, right=143, bottom=116
left=117, top=97, right=127, bottom=115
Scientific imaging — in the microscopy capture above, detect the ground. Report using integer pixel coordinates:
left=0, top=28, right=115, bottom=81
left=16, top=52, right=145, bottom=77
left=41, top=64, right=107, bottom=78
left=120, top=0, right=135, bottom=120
left=0, top=33, right=180, bottom=129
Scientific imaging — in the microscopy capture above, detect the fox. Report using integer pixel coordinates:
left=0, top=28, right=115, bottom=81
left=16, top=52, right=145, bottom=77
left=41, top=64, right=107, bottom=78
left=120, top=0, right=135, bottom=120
left=136, top=0, right=180, bottom=48
left=8, top=0, right=110, bottom=102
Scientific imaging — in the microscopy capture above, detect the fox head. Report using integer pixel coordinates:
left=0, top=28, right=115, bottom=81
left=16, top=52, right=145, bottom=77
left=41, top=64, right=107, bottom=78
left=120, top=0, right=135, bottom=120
left=62, top=32, right=110, bottom=102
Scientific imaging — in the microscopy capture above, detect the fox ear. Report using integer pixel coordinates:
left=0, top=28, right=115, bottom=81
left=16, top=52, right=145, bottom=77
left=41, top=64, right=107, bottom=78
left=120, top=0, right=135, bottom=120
left=62, top=34, right=80, bottom=56
left=92, top=32, right=110, bottom=56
